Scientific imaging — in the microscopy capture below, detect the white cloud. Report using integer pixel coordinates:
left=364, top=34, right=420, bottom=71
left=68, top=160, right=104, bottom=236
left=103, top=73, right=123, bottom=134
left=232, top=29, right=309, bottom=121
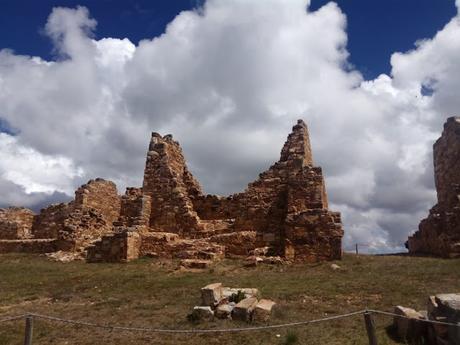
left=0, top=1, right=459, bottom=251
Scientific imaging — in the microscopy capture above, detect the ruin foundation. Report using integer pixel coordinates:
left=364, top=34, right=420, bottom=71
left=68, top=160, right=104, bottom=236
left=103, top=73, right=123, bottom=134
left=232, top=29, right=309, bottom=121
left=0, top=119, right=343, bottom=264
left=407, top=117, right=460, bottom=258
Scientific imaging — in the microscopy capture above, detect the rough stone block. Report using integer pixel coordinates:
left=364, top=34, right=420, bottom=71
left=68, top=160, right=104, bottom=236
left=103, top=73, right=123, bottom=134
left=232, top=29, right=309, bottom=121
left=215, top=303, right=234, bottom=320
left=393, top=306, right=425, bottom=341
left=201, top=283, right=223, bottom=306
left=232, top=297, right=258, bottom=321
left=189, top=306, right=214, bottom=321
left=253, top=299, right=276, bottom=322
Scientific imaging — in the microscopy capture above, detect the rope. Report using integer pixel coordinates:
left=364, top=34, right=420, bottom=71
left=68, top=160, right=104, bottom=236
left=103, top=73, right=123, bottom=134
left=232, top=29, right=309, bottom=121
left=28, top=310, right=365, bottom=334
left=2, top=308, right=459, bottom=333
left=368, top=309, right=460, bottom=328
left=0, top=314, right=27, bottom=323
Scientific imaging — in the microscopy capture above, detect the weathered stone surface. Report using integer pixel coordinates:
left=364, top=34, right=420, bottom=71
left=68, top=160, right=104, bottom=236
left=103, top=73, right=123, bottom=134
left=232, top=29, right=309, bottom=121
left=393, top=306, right=425, bottom=341
left=408, top=117, right=460, bottom=257
left=232, top=297, right=258, bottom=321
left=180, top=259, right=211, bottom=269
left=1, top=119, right=343, bottom=264
left=253, top=299, right=276, bottom=322
left=86, top=230, right=141, bottom=263
left=215, top=303, right=234, bottom=319
left=189, top=306, right=214, bottom=321
left=0, top=239, right=57, bottom=253
left=0, top=207, right=34, bottom=239
left=142, top=133, right=203, bottom=236
left=201, top=283, right=223, bottom=306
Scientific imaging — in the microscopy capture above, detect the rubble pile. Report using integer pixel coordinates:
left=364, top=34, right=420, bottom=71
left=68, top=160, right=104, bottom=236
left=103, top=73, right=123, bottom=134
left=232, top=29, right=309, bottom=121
left=188, top=283, right=276, bottom=322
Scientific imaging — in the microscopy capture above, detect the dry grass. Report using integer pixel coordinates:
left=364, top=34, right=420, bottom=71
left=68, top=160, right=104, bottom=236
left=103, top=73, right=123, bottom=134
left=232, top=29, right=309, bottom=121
left=0, top=253, right=459, bottom=344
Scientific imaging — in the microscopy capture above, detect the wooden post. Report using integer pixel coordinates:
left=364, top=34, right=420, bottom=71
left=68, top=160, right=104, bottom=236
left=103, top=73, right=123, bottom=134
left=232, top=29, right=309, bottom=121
left=356, top=243, right=359, bottom=255
left=24, top=315, right=33, bottom=345
left=364, top=311, right=378, bottom=345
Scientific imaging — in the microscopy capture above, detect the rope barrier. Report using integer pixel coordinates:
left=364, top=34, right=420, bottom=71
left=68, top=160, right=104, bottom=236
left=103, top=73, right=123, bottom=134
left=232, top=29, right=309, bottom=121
left=1, top=308, right=459, bottom=333
left=367, top=309, right=460, bottom=327
left=28, top=310, right=365, bottom=333
left=0, top=314, right=27, bottom=323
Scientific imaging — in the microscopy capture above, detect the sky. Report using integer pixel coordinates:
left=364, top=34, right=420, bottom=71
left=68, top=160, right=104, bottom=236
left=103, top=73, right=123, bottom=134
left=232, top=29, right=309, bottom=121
left=0, top=0, right=459, bottom=253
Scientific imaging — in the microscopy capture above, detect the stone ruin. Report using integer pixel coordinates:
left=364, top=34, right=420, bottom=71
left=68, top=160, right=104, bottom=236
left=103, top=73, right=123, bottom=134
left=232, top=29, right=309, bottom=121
left=188, top=283, right=276, bottom=322
left=407, top=117, right=460, bottom=258
left=393, top=293, right=460, bottom=345
left=0, top=119, right=343, bottom=266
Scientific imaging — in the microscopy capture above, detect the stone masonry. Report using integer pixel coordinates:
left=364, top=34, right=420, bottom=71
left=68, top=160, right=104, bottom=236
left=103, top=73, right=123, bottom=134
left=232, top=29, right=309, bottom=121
left=1, top=119, right=343, bottom=264
left=407, top=117, right=460, bottom=258
left=0, top=207, right=34, bottom=239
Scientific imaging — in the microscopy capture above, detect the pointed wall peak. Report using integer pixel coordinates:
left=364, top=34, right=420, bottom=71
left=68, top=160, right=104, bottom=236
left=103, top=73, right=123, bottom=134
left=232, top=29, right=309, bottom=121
left=279, top=119, right=313, bottom=166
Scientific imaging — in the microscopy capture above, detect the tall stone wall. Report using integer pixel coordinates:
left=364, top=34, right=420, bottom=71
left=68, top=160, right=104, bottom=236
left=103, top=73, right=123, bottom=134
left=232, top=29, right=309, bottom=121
left=142, top=133, right=203, bottom=235
left=74, top=178, right=121, bottom=224
left=0, top=207, right=35, bottom=239
left=32, top=179, right=121, bottom=251
left=117, top=187, right=151, bottom=229
left=1, top=118, right=343, bottom=264
left=407, top=117, right=460, bottom=257
left=192, top=120, right=343, bottom=261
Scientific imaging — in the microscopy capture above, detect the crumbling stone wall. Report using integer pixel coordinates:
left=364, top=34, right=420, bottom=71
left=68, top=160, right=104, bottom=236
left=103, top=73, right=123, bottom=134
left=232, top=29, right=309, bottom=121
left=408, top=117, right=460, bottom=257
left=1, top=119, right=343, bottom=264
left=86, top=230, right=141, bottom=263
left=0, top=207, right=35, bottom=239
left=142, top=133, right=203, bottom=235
left=192, top=120, right=343, bottom=261
left=116, top=187, right=151, bottom=229
left=32, top=203, right=71, bottom=239
left=74, top=178, right=121, bottom=225
left=0, top=239, right=58, bottom=253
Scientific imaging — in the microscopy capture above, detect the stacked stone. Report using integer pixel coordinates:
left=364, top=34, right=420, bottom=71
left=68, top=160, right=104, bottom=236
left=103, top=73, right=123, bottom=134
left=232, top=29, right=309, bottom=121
left=116, top=187, right=151, bottom=229
left=142, top=133, right=203, bottom=235
left=32, top=203, right=71, bottom=239
left=74, top=178, right=121, bottom=225
left=393, top=293, right=460, bottom=344
left=189, top=283, right=276, bottom=322
left=0, top=118, right=343, bottom=264
left=0, top=207, right=35, bottom=239
left=86, top=231, right=141, bottom=263
left=408, top=117, right=460, bottom=257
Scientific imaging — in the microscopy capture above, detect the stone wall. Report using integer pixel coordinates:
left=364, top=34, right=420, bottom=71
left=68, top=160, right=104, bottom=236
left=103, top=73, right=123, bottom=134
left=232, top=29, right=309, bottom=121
left=408, top=117, right=460, bottom=257
left=74, top=178, right=121, bottom=225
left=142, top=133, right=203, bottom=235
left=0, top=119, right=343, bottom=264
left=0, top=239, right=58, bottom=253
left=192, top=120, right=343, bottom=261
left=86, top=230, right=141, bottom=263
left=32, top=203, right=71, bottom=239
left=0, top=207, right=35, bottom=239
left=117, top=187, right=151, bottom=229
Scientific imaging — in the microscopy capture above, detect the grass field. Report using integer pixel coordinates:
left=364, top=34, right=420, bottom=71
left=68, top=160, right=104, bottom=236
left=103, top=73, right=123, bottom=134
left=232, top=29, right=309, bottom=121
left=0, top=253, right=459, bottom=345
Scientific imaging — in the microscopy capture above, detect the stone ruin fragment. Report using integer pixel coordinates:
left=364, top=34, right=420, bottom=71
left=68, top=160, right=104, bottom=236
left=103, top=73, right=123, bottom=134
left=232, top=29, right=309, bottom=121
left=0, top=119, right=344, bottom=265
left=188, top=283, right=276, bottom=322
left=393, top=293, right=460, bottom=344
left=407, top=117, right=460, bottom=258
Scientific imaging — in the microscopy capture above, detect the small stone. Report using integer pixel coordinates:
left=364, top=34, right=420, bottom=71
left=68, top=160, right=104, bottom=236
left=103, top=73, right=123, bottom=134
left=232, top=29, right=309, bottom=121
left=393, top=306, right=424, bottom=341
left=189, top=306, right=214, bottom=322
left=215, top=303, right=234, bottom=319
left=253, top=299, right=276, bottom=322
left=201, top=283, right=223, bottom=306
left=232, top=297, right=258, bottom=321
left=244, top=256, right=263, bottom=267
left=180, top=259, right=211, bottom=269
left=330, top=263, right=341, bottom=270
left=435, top=293, right=460, bottom=316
